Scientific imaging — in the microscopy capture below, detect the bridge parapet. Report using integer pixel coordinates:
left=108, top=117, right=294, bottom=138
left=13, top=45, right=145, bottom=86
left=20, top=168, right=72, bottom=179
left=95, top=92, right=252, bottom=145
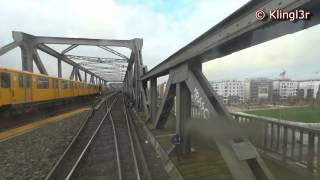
left=232, top=112, right=320, bottom=176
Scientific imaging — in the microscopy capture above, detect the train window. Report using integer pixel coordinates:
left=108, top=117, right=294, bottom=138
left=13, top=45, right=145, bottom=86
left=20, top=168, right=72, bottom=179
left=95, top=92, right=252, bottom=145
left=0, top=72, right=11, bottom=88
left=62, top=81, right=69, bottom=89
left=70, top=82, right=73, bottom=88
left=19, top=74, right=31, bottom=88
left=37, top=77, right=49, bottom=89
left=52, top=79, right=59, bottom=88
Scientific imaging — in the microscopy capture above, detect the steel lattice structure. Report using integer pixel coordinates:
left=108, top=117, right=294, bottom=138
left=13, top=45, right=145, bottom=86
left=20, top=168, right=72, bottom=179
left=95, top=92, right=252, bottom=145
left=0, top=32, right=142, bottom=84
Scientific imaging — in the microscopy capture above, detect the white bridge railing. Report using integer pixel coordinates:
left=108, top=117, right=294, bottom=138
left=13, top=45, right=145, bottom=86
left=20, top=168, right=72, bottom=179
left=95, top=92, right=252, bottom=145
left=231, top=112, right=320, bottom=175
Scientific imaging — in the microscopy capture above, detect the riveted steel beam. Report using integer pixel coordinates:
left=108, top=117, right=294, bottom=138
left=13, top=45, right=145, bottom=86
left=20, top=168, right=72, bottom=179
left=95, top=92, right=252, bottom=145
left=185, top=65, right=274, bottom=180
left=176, top=81, right=191, bottom=154
left=61, top=44, right=78, bottom=54
left=58, top=58, right=62, bottom=78
left=98, top=45, right=129, bottom=60
left=37, top=44, right=93, bottom=74
left=66, top=54, right=128, bottom=63
left=150, top=78, right=157, bottom=123
left=142, top=0, right=320, bottom=80
left=13, top=31, right=138, bottom=50
left=33, top=50, right=48, bottom=75
left=0, top=41, right=20, bottom=56
left=154, top=72, right=175, bottom=129
left=4, top=31, right=141, bottom=83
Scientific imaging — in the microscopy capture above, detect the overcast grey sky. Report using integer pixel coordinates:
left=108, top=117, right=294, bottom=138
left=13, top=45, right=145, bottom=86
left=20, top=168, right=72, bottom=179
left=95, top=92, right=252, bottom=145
left=0, top=0, right=319, bottom=81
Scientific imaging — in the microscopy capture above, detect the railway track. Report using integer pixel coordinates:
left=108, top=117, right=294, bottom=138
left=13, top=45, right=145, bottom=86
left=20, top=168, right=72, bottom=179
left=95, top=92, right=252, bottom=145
left=45, top=93, right=118, bottom=180
left=46, top=92, right=151, bottom=180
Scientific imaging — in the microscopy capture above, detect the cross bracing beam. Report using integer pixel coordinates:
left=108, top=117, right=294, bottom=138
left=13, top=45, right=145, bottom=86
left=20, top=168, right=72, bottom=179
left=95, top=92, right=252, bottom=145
left=98, top=45, right=129, bottom=60
left=79, top=62, right=127, bottom=70
left=0, top=41, right=20, bottom=56
left=141, top=0, right=320, bottom=80
left=86, top=66, right=115, bottom=70
left=33, top=50, right=48, bottom=75
left=86, top=65, right=126, bottom=71
left=37, top=44, right=94, bottom=74
left=78, top=61, right=127, bottom=67
left=61, top=44, right=78, bottom=54
left=66, top=54, right=128, bottom=63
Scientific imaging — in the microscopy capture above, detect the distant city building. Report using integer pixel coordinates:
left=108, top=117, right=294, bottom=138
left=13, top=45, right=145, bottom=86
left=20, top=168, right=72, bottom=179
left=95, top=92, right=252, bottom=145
left=273, top=79, right=299, bottom=100
left=297, top=79, right=320, bottom=99
left=210, top=80, right=244, bottom=104
left=244, top=78, right=273, bottom=103
left=208, top=78, right=320, bottom=105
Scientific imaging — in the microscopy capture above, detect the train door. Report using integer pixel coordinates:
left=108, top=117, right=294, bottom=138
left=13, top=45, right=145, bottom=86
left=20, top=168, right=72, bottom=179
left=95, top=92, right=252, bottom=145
left=10, top=72, right=21, bottom=103
left=75, top=83, right=78, bottom=96
left=17, top=74, right=32, bottom=103
left=70, top=82, right=74, bottom=97
left=24, top=75, right=32, bottom=102
left=53, top=79, right=59, bottom=98
left=0, top=72, right=12, bottom=105
left=17, top=74, right=25, bottom=103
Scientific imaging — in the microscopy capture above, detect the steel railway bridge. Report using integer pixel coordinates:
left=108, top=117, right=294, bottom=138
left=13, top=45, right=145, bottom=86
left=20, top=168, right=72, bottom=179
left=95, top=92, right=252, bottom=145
left=1, top=0, right=320, bottom=179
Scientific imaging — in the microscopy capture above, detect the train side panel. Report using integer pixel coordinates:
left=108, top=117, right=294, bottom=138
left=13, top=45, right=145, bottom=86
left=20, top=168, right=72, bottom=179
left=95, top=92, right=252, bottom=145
left=0, top=70, right=12, bottom=106
left=32, top=75, right=54, bottom=102
left=0, top=66, right=100, bottom=109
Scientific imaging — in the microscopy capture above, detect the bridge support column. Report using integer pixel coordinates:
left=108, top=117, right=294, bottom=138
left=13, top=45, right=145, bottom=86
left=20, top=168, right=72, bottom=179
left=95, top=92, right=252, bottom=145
left=150, top=78, right=157, bottom=124
left=58, top=59, right=62, bottom=78
left=176, top=82, right=191, bottom=154
left=20, top=43, right=34, bottom=72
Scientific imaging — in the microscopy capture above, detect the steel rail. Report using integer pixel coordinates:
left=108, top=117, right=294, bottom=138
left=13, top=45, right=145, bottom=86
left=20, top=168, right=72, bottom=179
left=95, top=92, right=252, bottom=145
left=124, top=97, right=152, bottom=180
left=45, top=93, right=118, bottom=180
left=65, top=94, right=119, bottom=180
left=122, top=96, right=141, bottom=180
left=45, top=101, right=99, bottom=180
left=109, top=96, right=123, bottom=180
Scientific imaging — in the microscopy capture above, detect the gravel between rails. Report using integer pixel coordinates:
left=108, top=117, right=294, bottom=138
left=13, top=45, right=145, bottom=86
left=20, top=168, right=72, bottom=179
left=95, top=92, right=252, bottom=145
left=0, top=110, right=90, bottom=180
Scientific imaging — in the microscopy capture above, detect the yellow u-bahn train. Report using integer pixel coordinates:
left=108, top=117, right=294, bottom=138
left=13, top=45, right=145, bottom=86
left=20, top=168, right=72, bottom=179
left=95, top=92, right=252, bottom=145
left=0, top=66, right=99, bottom=112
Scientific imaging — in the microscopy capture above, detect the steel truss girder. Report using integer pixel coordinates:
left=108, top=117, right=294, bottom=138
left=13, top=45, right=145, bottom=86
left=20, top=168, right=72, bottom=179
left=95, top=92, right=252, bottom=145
left=153, top=73, right=176, bottom=128
left=150, top=78, right=157, bottom=123
left=33, top=50, right=48, bottom=75
left=186, top=66, right=273, bottom=180
left=37, top=43, right=95, bottom=75
left=61, top=44, right=78, bottom=54
left=86, top=65, right=115, bottom=70
left=66, top=54, right=128, bottom=63
left=78, top=61, right=127, bottom=67
left=142, top=0, right=320, bottom=80
left=0, top=31, right=143, bottom=84
left=13, top=31, right=140, bottom=50
left=140, top=80, right=150, bottom=121
left=0, top=41, right=20, bottom=56
left=98, top=45, right=129, bottom=60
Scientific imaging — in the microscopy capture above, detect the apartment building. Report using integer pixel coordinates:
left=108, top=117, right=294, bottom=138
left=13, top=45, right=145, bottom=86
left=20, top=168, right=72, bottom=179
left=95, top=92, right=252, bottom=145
left=273, top=79, right=299, bottom=100
left=244, top=78, right=273, bottom=103
left=297, top=79, right=320, bottom=99
left=210, top=80, right=244, bottom=104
